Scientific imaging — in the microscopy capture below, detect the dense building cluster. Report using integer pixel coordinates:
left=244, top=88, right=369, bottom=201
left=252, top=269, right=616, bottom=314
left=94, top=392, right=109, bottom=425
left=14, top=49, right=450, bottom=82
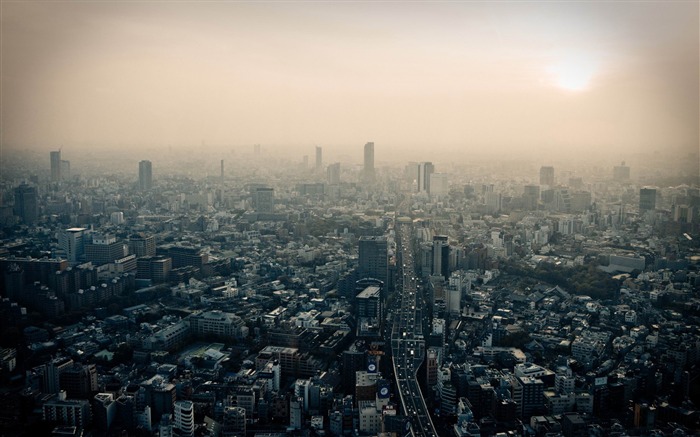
left=0, top=146, right=698, bottom=437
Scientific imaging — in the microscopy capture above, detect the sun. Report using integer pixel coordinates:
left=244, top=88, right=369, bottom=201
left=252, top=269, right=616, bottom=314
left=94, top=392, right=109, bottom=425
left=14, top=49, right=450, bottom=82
left=547, top=55, right=598, bottom=92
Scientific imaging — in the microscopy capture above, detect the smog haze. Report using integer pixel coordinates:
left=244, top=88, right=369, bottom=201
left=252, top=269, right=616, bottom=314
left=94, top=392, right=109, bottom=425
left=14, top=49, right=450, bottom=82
left=1, top=1, right=698, bottom=162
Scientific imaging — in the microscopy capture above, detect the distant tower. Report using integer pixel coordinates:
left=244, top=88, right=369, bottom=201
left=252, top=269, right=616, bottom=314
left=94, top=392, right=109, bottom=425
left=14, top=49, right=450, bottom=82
left=220, top=159, right=225, bottom=185
left=60, top=160, right=71, bottom=181
left=13, top=183, right=39, bottom=224
left=639, top=188, right=657, bottom=212
left=315, top=146, right=323, bottom=171
left=139, top=160, right=153, bottom=191
left=327, top=163, right=341, bottom=185
left=539, top=166, right=555, bottom=186
left=613, top=162, right=630, bottom=182
left=50, top=150, right=61, bottom=181
left=418, top=162, right=434, bottom=193
left=364, top=142, right=375, bottom=182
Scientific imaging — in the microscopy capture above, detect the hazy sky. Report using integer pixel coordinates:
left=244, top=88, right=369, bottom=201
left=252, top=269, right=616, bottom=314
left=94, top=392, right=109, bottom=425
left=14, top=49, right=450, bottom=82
left=1, top=1, right=698, bottom=158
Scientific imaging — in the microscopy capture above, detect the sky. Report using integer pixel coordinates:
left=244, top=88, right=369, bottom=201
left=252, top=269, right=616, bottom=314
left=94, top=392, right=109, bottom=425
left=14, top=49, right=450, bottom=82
left=1, top=1, right=698, bottom=160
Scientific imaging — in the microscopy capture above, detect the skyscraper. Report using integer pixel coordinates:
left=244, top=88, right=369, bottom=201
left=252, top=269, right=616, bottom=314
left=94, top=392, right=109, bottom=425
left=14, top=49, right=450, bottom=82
left=315, top=146, right=322, bottom=171
left=364, top=142, right=375, bottom=182
left=327, top=162, right=340, bottom=185
left=418, top=162, right=434, bottom=193
left=50, top=150, right=61, bottom=181
left=13, top=183, right=38, bottom=224
left=139, top=160, right=152, bottom=191
left=539, top=166, right=555, bottom=186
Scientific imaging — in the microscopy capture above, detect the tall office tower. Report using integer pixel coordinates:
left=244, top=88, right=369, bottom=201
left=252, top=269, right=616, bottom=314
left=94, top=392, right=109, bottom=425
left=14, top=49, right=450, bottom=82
left=129, top=233, right=156, bottom=257
left=173, top=400, right=195, bottom=437
left=13, top=183, right=38, bottom=224
left=254, top=144, right=261, bottom=155
left=539, top=166, right=555, bottom=186
left=315, top=146, right=323, bottom=171
left=418, top=162, right=435, bottom=193
left=358, top=236, right=388, bottom=286
left=58, top=227, right=87, bottom=263
left=327, top=162, right=341, bottom=185
left=61, top=160, right=71, bottom=180
left=613, top=162, right=630, bottom=181
left=139, top=160, right=153, bottom=190
left=50, top=150, right=62, bottom=181
left=253, top=187, right=274, bottom=213
left=364, top=142, right=375, bottom=182
left=639, top=188, right=657, bottom=211
left=432, top=235, right=449, bottom=278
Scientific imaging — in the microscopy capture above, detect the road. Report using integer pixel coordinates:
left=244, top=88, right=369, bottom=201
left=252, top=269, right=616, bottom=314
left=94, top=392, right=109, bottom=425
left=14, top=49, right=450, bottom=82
left=389, top=221, right=438, bottom=437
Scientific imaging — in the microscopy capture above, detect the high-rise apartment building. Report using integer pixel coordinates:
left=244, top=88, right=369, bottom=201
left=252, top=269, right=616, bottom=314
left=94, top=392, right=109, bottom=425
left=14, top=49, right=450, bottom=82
left=358, top=236, right=388, bottom=286
left=253, top=187, right=274, bottom=213
left=13, top=183, right=38, bottom=224
left=364, top=142, right=375, bottom=182
left=173, top=400, right=195, bottom=437
left=315, top=146, right=322, bottom=171
left=639, top=188, right=657, bottom=212
left=418, top=162, right=434, bottom=193
left=139, top=160, right=153, bottom=190
left=50, top=150, right=62, bottom=181
left=540, top=166, right=555, bottom=186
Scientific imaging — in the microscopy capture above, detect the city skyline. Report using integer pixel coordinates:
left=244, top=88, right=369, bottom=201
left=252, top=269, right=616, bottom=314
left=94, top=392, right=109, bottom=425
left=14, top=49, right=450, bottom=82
left=1, top=2, right=698, bottom=159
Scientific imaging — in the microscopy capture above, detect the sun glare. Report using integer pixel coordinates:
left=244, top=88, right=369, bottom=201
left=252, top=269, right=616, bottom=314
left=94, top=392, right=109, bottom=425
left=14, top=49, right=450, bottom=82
left=548, top=55, right=598, bottom=92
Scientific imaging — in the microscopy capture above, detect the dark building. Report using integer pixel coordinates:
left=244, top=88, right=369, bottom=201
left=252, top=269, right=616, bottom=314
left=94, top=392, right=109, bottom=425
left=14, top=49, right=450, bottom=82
left=167, top=246, right=208, bottom=269
left=358, top=236, right=388, bottom=286
left=432, top=235, right=450, bottom=278
left=51, top=150, right=62, bottom=182
left=138, top=160, right=152, bottom=191
left=84, top=235, right=125, bottom=265
left=640, top=187, right=657, bottom=212
left=129, top=233, right=156, bottom=257
left=136, top=256, right=172, bottom=283
left=252, top=187, right=274, bottom=213
left=60, top=363, right=98, bottom=399
left=539, top=166, right=555, bottom=186
left=13, top=184, right=39, bottom=224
